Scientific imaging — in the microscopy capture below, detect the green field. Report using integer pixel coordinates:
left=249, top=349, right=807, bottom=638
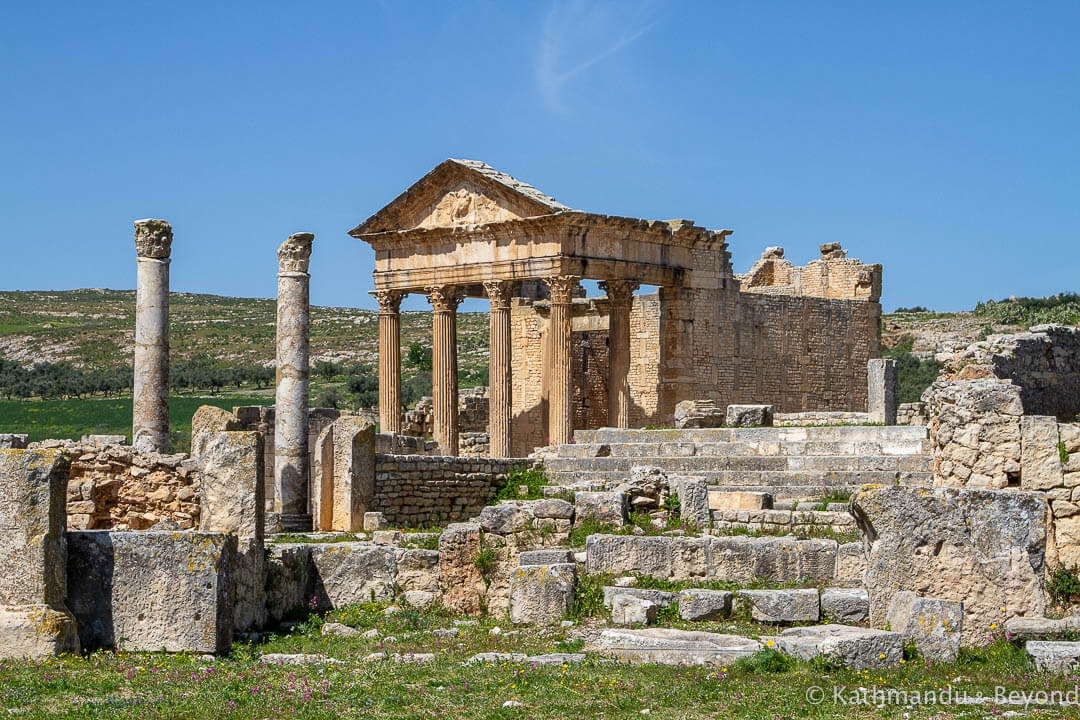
left=0, top=395, right=267, bottom=451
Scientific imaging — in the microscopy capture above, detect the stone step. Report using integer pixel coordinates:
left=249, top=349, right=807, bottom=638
left=574, top=425, right=929, bottom=446
left=544, top=454, right=932, bottom=473
left=556, top=440, right=931, bottom=459
left=549, top=469, right=933, bottom=494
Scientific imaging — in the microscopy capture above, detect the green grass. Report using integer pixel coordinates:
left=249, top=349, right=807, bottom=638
left=0, top=394, right=266, bottom=452
left=2, top=604, right=1074, bottom=719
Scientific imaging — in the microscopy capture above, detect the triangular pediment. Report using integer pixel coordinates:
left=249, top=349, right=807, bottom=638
left=350, top=159, right=570, bottom=236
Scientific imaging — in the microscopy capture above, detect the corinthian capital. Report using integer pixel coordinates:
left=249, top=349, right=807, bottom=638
left=425, top=285, right=462, bottom=313
left=133, top=219, right=173, bottom=259
left=599, top=279, right=639, bottom=307
left=374, top=290, right=403, bottom=314
left=544, top=275, right=580, bottom=304
left=278, top=232, right=314, bottom=273
left=483, top=280, right=513, bottom=310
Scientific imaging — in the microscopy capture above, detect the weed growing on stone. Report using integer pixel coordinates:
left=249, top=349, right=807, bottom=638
left=492, top=466, right=548, bottom=502
left=1049, top=566, right=1080, bottom=606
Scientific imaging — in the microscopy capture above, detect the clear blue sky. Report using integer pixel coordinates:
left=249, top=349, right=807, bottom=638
left=2, top=1, right=1077, bottom=313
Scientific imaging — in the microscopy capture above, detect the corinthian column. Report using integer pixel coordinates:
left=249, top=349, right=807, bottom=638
left=375, top=290, right=403, bottom=434
left=274, top=232, right=314, bottom=532
left=427, top=285, right=461, bottom=456
left=545, top=275, right=578, bottom=446
left=484, top=281, right=513, bottom=457
left=600, top=279, right=639, bottom=428
left=132, top=219, right=172, bottom=453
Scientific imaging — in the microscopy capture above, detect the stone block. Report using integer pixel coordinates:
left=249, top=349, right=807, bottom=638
left=834, top=542, right=866, bottom=585
left=585, top=628, right=762, bottom=666
left=309, top=543, right=396, bottom=609
left=725, top=405, right=774, bottom=428
left=190, top=406, right=242, bottom=457
left=438, top=523, right=487, bottom=615
left=885, top=591, right=963, bottom=662
left=867, top=359, right=898, bottom=425
left=673, top=476, right=710, bottom=530
left=1026, top=641, right=1080, bottom=673
left=821, top=588, right=869, bottom=623
left=478, top=504, right=533, bottom=534
left=776, top=625, right=903, bottom=669
left=330, top=417, right=377, bottom=532
left=708, top=490, right=773, bottom=511
left=1004, top=615, right=1080, bottom=641
left=0, top=434, right=29, bottom=449
left=1021, top=416, right=1064, bottom=491
left=586, top=534, right=672, bottom=578
left=67, top=531, right=235, bottom=654
left=601, top=586, right=677, bottom=609
left=525, top=498, right=575, bottom=519
left=508, top=564, right=575, bottom=625
left=364, top=512, right=387, bottom=531
left=852, top=484, right=1046, bottom=645
left=737, top=589, right=820, bottom=623
left=265, top=543, right=312, bottom=624
left=674, top=400, right=725, bottom=429
left=395, top=548, right=440, bottom=594
left=611, top=595, right=657, bottom=625
left=678, top=589, right=733, bottom=621
left=574, top=491, right=628, bottom=528
left=519, top=549, right=575, bottom=566
left=401, top=590, right=437, bottom=609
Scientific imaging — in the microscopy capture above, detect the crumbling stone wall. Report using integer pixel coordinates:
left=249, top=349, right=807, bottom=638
left=372, top=455, right=519, bottom=527
left=737, top=244, right=882, bottom=301
left=403, top=387, right=490, bottom=438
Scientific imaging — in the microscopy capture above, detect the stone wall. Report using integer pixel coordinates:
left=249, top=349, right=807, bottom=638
left=402, top=386, right=490, bottom=439
left=32, top=440, right=198, bottom=531
left=372, top=454, right=522, bottom=527
left=942, top=325, right=1080, bottom=421
left=736, top=244, right=882, bottom=301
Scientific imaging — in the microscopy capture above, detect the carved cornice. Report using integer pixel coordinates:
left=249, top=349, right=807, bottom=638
left=133, top=219, right=173, bottom=259
left=425, top=285, right=462, bottom=313
left=599, top=279, right=639, bottom=307
left=544, top=275, right=579, bottom=305
left=278, top=232, right=314, bottom=273
left=482, top=280, right=513, bottom=310
left=374, top=290, right=403, bottom=315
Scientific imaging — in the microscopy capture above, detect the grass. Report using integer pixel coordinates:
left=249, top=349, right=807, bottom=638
left=4, top=603, right=1076, bottom=719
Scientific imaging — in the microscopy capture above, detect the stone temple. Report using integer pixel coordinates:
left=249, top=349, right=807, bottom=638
left=5, top=158, right=1080, bottom=677
left=352, top=159, right=883, bottom=458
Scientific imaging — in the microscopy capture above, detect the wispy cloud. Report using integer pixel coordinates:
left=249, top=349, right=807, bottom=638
left=535, top=0, right=656, bottom=112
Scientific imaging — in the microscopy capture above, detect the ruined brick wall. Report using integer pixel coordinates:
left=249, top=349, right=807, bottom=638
left=737, top=244, right=882, bottom=302
left=372, top=454, right=519, bottom=527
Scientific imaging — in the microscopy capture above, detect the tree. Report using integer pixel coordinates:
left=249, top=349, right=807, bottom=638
left=406, top=342, right=432, bottom=371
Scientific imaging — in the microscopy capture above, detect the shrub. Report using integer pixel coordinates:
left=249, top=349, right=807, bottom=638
left=569, top=574, right=606, bottom=618
left=734, top=648, right=794, bottom=674
left=1050, top=566, right=1080, bottom=605
left=493, top=466, right=548, bottom=502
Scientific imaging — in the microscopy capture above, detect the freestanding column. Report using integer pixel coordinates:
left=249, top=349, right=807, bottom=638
left=132, top=219, right=172, bottom=453
left=545, top=275, right=578, bottom=446
left=600, top=279, right=639, bottom=428
left=274, top=232, right=314, bottom=532
left=375, top=290, right=404, bottom=434
left=484, top=281, right=513, bottom=457
left=427, top=285, right=461, bottom=456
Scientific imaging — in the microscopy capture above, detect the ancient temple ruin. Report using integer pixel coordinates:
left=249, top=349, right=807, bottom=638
left=351, top=159, right=883, bottom=457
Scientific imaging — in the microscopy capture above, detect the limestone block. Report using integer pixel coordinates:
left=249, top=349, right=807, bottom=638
left=672, top=536, right=708, bottom=578
left=673, top=476, right=710, bottom=529
left=585, top=628, right=762, bottom=666
left=867, top=359, right=898, bottom=426
left=1005, top=615, right=1080, bottom=641
left=0, top=434, right=29, bottom=449
left=1026, top=641, right=1080, bottom=673
left=1021, top=416, right=1064, bottom=491
left=198, top=432, right=264, bottom=538
left=309, top=543, right=396, bottom=609
left=67, top=531, right=235, bottom=654
left=524, top=498, right=574, bottom=519
left=704, top=536, right=758, bottom=583
left=508, top=563, right=575, bottom=625
left=0, top=606, right=80, bottom=659
left=395, top=548, right=440, bottom=594
left=190, top=406, right=242, bottom=458
left=601, top=586, right=677, bottom=609
left=586, top=535, right=672, bottom=578
left=885, top=591, right=963, bottom=662
left=478, top=504, right=534, bottom=534
left=821, top=588, right=869, bottom=623
left=574, top=491, right=628, bottom=528
left=611, top=595, right=657, bottom=625
left=364, top=512, right=388, bottom=531
left=737, top=589, right=820, bottom=623
left=438, top=523, right=487, bottom=615
left=796, top=538, right=838, bottom=581
left=519, top=549, right=575, bottom=566
left=401, top=590, right=437, bottom=609
left=853, top=484, right=1045, bottom=645
left=331, top=417, right=376, bottom=532
left=373, top=530, right=402, bottom=545
left=776, top=625, right=903, bottom=669
left=674, top=400, right=725, bottom=429
left=265, top=543, right=312, bottom=624
left=678, top=589, right=733, bottom=621
left=835, top=542, right=867, bottom=585
left=1062, top=424, right=1080, bottom=455
left=708, top=490, right=773, bottom=511
left=725, top=405, right=774, bottom=428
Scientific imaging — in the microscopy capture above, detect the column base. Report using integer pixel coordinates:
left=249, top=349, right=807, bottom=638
left=267, top=512, right=312, bottom=533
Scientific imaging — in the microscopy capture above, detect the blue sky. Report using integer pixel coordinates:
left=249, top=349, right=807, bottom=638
left=1, top=1, right=1077, bottom=313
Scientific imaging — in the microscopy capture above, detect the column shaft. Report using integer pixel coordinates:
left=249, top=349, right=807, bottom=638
left=376, top=291, right=403, bottom=434
left=602, top=280, right=639, bottom=428
left=428, top=286, right=460, bottom=456
left=132, top=219, right=172, bottom=454
left=485, top=281, right=513, bottom=457
left=274, top=232, right=314, bottom=531
left=546, top=276, right=578, bottom=446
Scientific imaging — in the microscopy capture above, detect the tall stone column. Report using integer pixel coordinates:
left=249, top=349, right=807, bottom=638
left=427, top=285, right=461, bottom=456
left=274, top=232, right=314, bottom=532
left=484, top=281, right=513, bottom=457
left=601, top=279, right=639, bottom=428
left=546, top=275, right=578, bottom=446
left=375, top=290, right=404, bottom=434
left=132, top=219, right=172, bottom=454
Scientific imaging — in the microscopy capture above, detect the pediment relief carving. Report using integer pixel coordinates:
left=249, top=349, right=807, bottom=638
left=407, top=181, right=529, bottom=230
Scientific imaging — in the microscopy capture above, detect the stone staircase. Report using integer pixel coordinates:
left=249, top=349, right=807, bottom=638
left=541, top=425, right=934, bottom=501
